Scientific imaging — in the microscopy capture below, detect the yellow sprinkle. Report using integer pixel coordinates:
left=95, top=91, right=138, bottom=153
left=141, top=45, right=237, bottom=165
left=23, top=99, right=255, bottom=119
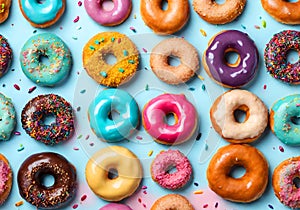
left=262, top=20, right=266, bottom=28
left=193, top=190, right=204, bottom=194
left=200, top=29, right=207, bottom=37
left=134, top=14, right=137, bottom=19
left=148, top=150, right=153, bottom=156
left=15, top=201, right=24, bottom=207
left=198, top=75, right=204, bottom=80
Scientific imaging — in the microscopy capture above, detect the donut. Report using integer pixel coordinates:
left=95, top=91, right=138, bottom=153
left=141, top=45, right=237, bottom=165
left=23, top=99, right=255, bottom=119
left=270, top=94, right=300, bottom=146
left=0, top=0, right=11, bottom=24
left=264, top=30, right=300, bottom=84
left=0, top=154, right=12, bottom=205
left=83, top=32, right=139, bottom=87
left=84, top=0, right=132, bottom=26
left=210, top=89, right=268, bottom=143
left=17, top=152, right=77, bottom=209
left=0, top=92, right=16, bottom=141
left=21, top=94, right=74, bottom=145
left=0, top=34, right=12, bottom=78
left=261, top=0, right=300, bottom=24
left=193, top=0, right=246, bottom=24
left=140, top=0, right=189, bottom=34
left=272, top=157, right=300, bottom=209
left=207, top=144, right=269, bottom=203
left=88, top=88, right=139, bottom=142
left=20, top=33, right=72, bottom=86
left=100, top=203, right=132, bottom=210
left=151, top=150, right=192, bottom=190
left=150, top=37, right=199, bottom=85
left=203, top=30, right=259, bottom=88
left=85, top=146, right=143, bottom=201
left=142, top=93, right=198, bottom=145
left=19, top=0, right=65, bottom=28
left=151, top=194, right=194, bottom=210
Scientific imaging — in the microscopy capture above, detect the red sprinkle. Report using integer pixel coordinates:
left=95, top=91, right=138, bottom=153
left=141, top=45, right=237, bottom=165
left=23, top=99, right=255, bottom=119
left=14, top=131, right=21, bottom=135
left=142, top=48, right=148, bottom=53
left=263, top=84, right=267, bottom=90
left=28, top=86, right=36, bottom=93
left=78, top=1, right=82, bottom=6
left=72, top=204, right=78, bottom=209
left=130, top=26, right=136, bottom=33
left=14, top=84, right=20, bottom=90
left=138, top=198, right=142, bottom=203
left=85, top=135, right=90, bottom=140
left=143, top=204, right=146, bottom=208
left=73, top=16, right=80, bottom=23
left=81, top=194, right=87, bottom=201
left=254, top=25, right=260, bottom=29
left=215, top=202, right=219, bottom=208
left=203, top=204, right=208, bottom=208
left=142, top=185, right=147, bottom=189
left=136, top=136, right=143, bottom=140
left=279, top=146, right=284, bottom=152
left=73, top=147, right=79, bottom=151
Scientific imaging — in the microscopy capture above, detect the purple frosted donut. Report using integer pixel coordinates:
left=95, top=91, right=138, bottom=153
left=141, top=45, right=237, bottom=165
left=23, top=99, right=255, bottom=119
left=100, top=203, right=132, bottom=210
left=203, top=30, right=259, bottom=88
left=0, top=34, right=12, bottom=78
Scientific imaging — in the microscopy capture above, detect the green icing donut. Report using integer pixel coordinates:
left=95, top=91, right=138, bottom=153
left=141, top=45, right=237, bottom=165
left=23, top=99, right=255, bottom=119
left=0, top=93, right=16, bottom=141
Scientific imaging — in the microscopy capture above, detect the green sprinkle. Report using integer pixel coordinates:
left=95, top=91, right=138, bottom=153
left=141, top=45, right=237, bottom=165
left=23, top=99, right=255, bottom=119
left=118, top=68, right=125, bottom=73
left=80, top=89, right=86, bottom=94
left=100, top=71, right=107, bottom=77
left=111, top=37, right=115, bottom=42
left=128, top=60, right=135, bottom=64
left=241, top=24, right=246, bottom=29
left=201, top=84, right=206, bottom=91
left=123, top=50, right=128, bottom=56
left=72, top=36, right=78, bottom=40
left=205, top=143, right=208, bottom=150
left=145, top=84, right=149, bottom=91
left=89, top=45, right=95, bottom=50
left=77, top=134, right=83, bottom=139
left=17, top=144, right=24, bottom=152
left=95, top=40, right=100, bottom=44
left=262, top=20, right=266, bottom=28
left=100, top=37, right=105, bottom=42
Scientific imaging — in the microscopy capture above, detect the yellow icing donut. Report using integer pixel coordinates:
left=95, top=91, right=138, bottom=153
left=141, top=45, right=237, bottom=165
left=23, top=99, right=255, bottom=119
left=85, top=146, right=143, bottom=201
left=82, top=32, right=139, bottom=87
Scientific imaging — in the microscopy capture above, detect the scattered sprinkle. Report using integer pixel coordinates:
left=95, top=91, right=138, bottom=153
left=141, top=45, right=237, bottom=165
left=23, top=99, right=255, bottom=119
left=100, top=71, right=107, bottom=77
left=80, top=194, right=87, bottom=202
left=193, top=190, right=203, bottom=194
left=196, top=132, right=202, bottom=141
left=13, top=84, right=20, bottom=90
left=78, top=1, right=82, bottom=6
left=262, top=20, right=267, bottom=28
left=148, top=150, right=153, bottom=157
left=200, top=29, right=207, bottom=37
left=194, top=182, right=199, bottom=187
left=17, top=144, right=24, bottom=152
left=76, top=107, right=81, bottom=112
left=279, top=146, right=284, bottom=152
left=136, top=136, right=143, bottom=140
left=202, top=84, right=206, bottom=91
left=28, top=86, right=36, bottom=93
left=241, top=24, right=246, bottom=29
left=198, top=75, right=204, bottom=80
left=85, top=135, right=90, bottom=140
left=77, top=134, right=83, bottom=139
left=143, top=204, right=146, bottom=208
left=72, top=36, right=78, bottom=40
left=76, top=26, right=82, bottom=30
left=80, top=89, right=86, bottom=94
left=215, top=202, right=218, bottom=208
left=134, top=14, right=137, bottom=19
left=72, top=204, right=79, bottom=209
left=254, top=25, right=260, bottom=29
left=142, top=48, right=148, bottom=53
left=73, top=147, right=79, bottom=151
left=130, top=26, right=136, bottom=33
left=205, top=143, right=208, bottom=150
left=138, top=198, right=142, bottom=203
left=15, top=201, right=23, bottom=207
left=263, top=84, right=267, bottom=90
left=188, top=87, right=195, bottom=91
left=145, top=84, right=149, bottom=91
left=203, top=204, right=208, bottom=208
left=73, top=16, right=80, bottom=23
left=14, top=131, right=21, bottom=135
left=268, top=204, right=274, bottom=209
left=142, top=186, right=147, bottom=189
left=89, top=142, right=94, bottom=146
left=59, top=26, right=63, bottom=30
left=33, top=30, right=37, bottom=34
left=118, top=68, right=125, bottom=73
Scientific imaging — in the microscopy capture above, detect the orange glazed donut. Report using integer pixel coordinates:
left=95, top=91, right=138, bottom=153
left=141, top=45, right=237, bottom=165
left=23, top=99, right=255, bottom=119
left=140, top=0, right=189, bottom=34
left=151, top=194, right=194, bottom=210
left=207, top=144, right=269, bottom=203
left=261, top=0, right=300, bottom=24
left=193, top=0, right=246, bottom=24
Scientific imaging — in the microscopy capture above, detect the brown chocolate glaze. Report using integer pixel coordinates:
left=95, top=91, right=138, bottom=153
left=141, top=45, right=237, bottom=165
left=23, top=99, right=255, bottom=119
left=17, top=152, right=77, bottom=209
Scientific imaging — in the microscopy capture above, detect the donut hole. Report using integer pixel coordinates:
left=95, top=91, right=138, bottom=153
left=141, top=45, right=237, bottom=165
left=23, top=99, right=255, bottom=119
left=286, top=49, right=299, bottom=64
left=293, top=177, right=300, bottom=188
left=215, top=0, right=226, bottom=4
left=38, top=55, right=50, bottom=66
left=108, top=110, right=120, bottom=121
left=164, top=113, right=177, bottom=126
left=167, top=55, right=181, bottom=67
left=224, top=50, right=241, bottom=68
left=39, top=173, right=55, bottom=188
left=229, top=165, right=246, bottom=179
left=234, top=109, right=247, bottom=123
left=104, top=53, right=117, bottom=65
left=160, top=0, right=168, bottom=11
left=41, top=113, right=56, bottom=126
left=101, top=0, right=114, bottom=11
left=108, top=168, right=118, bottom=179
left=291, top=116, right=300, bottom=125
left=166, top=165, right=177, bottom=174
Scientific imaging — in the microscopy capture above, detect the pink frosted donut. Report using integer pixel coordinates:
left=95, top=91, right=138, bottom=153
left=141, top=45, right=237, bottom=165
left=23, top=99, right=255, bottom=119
left=142, top=93, right=198, bottom=145
left=151, top=150, right=192, bottom=190
left=100, top=203, right=132, bottom=210
left=84, top=0, right=132, bottom=26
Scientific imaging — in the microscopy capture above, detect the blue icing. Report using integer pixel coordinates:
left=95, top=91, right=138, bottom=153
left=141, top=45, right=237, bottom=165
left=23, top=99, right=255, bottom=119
left=0, top=93, right=16, bottom=141
left=20, top=0, right=63, bottom=24
left=271, top=94, right=300, bottom=146
left=88, top=89, right=139, bottom=142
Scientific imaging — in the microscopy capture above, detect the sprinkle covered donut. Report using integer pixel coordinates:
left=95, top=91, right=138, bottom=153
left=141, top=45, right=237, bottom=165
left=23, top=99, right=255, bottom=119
left=0, top=0, right=11, bottom=24
left=21, top=94, right=74, bottom=145
left=264, top=30, right=300, bottom=84
left=0, top=92, right=16, bottom=141
left=151, top=194, right=194, bottom=210
left=0, top=34, right=12, bottom=78
left=0, top=154, right=12, bottom=205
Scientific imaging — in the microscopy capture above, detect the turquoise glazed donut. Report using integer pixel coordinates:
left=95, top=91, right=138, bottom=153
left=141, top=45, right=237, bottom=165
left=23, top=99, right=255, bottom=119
left=270, top=94, right=300, bottom=146
left=88, top=89, right=139, bottom=142
left=20, top=33, right=72, bottom=86
left=0, top=93, right=16, bottom=141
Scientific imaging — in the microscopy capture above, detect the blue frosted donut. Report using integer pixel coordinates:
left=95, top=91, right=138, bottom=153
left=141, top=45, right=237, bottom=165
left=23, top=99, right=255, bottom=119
left=88, top=89, right=139, bottom=142
left=270, top=94, right=300, bottom=146
left=0, top=93, right=16, bottom=141
left=20, top=33, right=72, bottom=86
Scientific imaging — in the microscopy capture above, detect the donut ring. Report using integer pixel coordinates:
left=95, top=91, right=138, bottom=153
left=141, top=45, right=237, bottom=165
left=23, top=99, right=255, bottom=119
left=210, top=89, right=268, bottom=143
left=151, top=150, right=192, bottom=190
left=0, top=0, right=11, bottom=24
left=21, top=94, right=74, bottom=145
left=140, top=0, right=190, bottom=34
left=150, top=37, right=199, bottom=84
left=151, top=194, right=194, bottom=210
left=264, top=30, right=300, bottom=84
left=193, top=0, right=246, bottom=24
left=0, top=35, right=12, bottom=78
left=83, top=32, right=139, bottom=87
left=85, top=146, right=143, bottom=201
left=0, top=154, right=12, bottom=205
left=0, top=92, right=16, bottom=141
left=100, top=203, right=132, bottom=210
left=207, top=144, right=269, bottom=203
left=273, top=157, right=300, bottom=209
left=17, top=152, right=77, bottom=209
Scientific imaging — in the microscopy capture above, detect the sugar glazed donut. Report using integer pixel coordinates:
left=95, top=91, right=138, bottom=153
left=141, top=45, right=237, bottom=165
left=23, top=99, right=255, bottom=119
left=21, top=94, right=74, bottom=145
left=270, top=94, right=300, bottom=146
left=140, top=0, right=189, bottom=34
left=84, top=0, right=132, bottom=26
left=150, top=37, right=199, bottom=84
left=264, top=30, right=300, bottom=84
left=193, top=0, right=246, bottom=24
left=207, top=144, right=269, bottom=203
left=85, top=146, right=143, bottom=201
left=0, top=154, right=12, bottom=205
left=151, top=194, right=194, bottom=210
left=17, top=152, right=77, bottom=209
left=0, top=92, right=16, bottom=141
left=0, top=0, right=11, bottom=24
left=210, top=89, right=268, bottom=143
left=19, top=0, right=65, bottom=28
left=261, top=0, right=300, bottom=24
left=100, top=203, right=132, bottom=210
left=273, top=157, right=300, bottom=209
left=203, top=30, right=259, bottom=88
left=0, top=34, right=12, bottom=78
left=83, top=32, right=139, bottom=87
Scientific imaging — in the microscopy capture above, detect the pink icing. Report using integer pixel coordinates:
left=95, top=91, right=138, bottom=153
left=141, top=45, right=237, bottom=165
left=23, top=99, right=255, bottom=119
left=0, top=160, right=10, bottom=193
left=84, top=0, right=132, bottom=26
left=151, top=150, right=192, bottom=190
left=100, top=203, right=132, bottom=210
left=143, top=94, right=197, bottom=144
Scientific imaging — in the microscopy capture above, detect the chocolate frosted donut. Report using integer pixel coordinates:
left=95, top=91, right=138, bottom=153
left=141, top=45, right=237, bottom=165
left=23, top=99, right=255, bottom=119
left=0, top=34, right=12, bottom=78
left=17, top=152, right=77, bottom=209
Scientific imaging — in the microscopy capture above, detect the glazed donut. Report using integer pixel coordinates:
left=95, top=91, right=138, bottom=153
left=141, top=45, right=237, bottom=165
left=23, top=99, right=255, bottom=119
left=264, top=30, right=300, bottom=84
left=270, top=94, right=300, bottom=146
left=0, top=154, right=12, bottom=205
left=100, top=203, right=132, bottom=210
left=193, top=0, right=246, bottom=24
left=203, top=30, right=259, bottom=88
left=21, top=94, right=74, bottom=145
left=0, top=92, right=16, bottom=141
left=85, top=146, right=143, bottom=201
left=140, top=0, right=189, bottom=34
left=273, top=157, right=300, bottom=209
left=88, top=88, right=139, bottom=142
left=261, top=0, right=300, bottom=24
left=84, top=0, right=132, bottom=26
left=142, top=93, right=198, bottom=145
left=0, top=0, right=11, bottom=24
left=19, top=0, right=65, bottom=28
left=207, top=144, right=269, bottom=203
left=151, top=194, right=194, bottom=210
left=0, top=34, right=12, bottom=78
left=83, top=32, right=139, bottom=87
left=151, top=150, right=192, bottom=190
left=20, top=33, right=72, bottom=86
left=210, top=89, right=268, bottom=143
left=150, top=37, right=199, bottom=84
